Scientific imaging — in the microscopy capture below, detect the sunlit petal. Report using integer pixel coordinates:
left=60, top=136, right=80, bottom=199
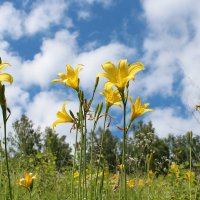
left=0, top=62, right=11, bottom=71
left=52, top=102, right=74, bottom=128
left=0, top=73, right=13, bottom=84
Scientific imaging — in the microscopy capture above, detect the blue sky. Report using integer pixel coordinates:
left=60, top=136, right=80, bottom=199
left=1, top=0, right=200, bottom=144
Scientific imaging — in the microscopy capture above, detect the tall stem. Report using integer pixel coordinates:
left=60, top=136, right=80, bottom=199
left=120, top=89, right=127, bottom=200
left=71, top=127, right=78, bottom=199
left=188, top=131, right=192, bottom=200
left=1, top=105, right=12, bottom=200
left=78, top=103, right=83, bottom=200
left=122, top=101, right=127, bottom=200
left=95, top=105, right=109, bottom=199
left=83, top=111, right=87, bottom=199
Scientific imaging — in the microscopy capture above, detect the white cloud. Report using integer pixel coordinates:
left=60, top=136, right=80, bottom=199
left=24, top=0, right=68, bottom=35
left=77, top=10, right=91, bottom=20
left=18, top=29, right=136, bottom=91
left=145, top=107, right=200, bottom=138
left=0, top=1, right=69, bottom=39
left=141, top=0, right=200, bottom=101
left=135, top=0, right=200, bottom=137
left=74, top=0, right=113, bottom=8
left=20, top=30, right=78, bottom=88
left=0, top=2, right=24, bottom=39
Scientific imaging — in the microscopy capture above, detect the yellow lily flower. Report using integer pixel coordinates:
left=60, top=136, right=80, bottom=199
left=100, top=84, right=122, bottom=108
left=0, top=61, right=13, bottom=84
left=52, top=64, right=83, bottom=90
left=52, top=102, right=74, bottom=128
left=130, top=97, right=153, bottom=121
left=16, top=172, right=36, bottom=190
left=97, top=59, right=144, bottom=90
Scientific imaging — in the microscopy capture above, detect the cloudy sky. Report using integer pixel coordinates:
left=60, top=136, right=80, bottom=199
left=1, top=0, right=200, bottom=144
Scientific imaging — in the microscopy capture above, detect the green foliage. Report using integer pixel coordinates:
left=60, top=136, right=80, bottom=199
left=101, top=129, right=118, bottom=171
left=44, top=127, right=72, bottom=170
left=125, top=120, right=170, bottom=174
left=88, top=128, right=118, bottom=171
left=11, top=114, right=42, bottom=156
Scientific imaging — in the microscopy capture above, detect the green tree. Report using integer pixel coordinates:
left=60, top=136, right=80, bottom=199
left=12, top=114, right=42, bottom=156
left=44, top=127, right=72, bottom=170
left=101, top=129, right=118, bottom=171
left=88, top=128, right=118, bottom=171
left=129, top=120, right=169, bottom=173
left=166, top=132, right=200, bottom=169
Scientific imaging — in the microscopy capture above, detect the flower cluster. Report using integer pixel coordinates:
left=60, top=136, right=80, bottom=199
left=52, top=59, right=153, bottom=128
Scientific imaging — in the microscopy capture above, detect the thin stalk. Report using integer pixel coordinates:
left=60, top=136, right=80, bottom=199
left=83, top=111, right=87, bottom=199
left=121, top=90, right=127, bottom=200
left=99, top=162, right=105, bottom=200
left=90, top=103, right=102, bottom=200
left=78, top=106, right=83, bottom=200
left=71, top=127, right=78, bottom=199
left=147, top=154, right=150, bottom=200
left=95, top=105, right=109, bottom=199
left=90, top=129, right=94, bottom=200
left=78, top=90, right=86, bottom=199
left=189, top=131, right=192, bottom=200
left=1, top=105, right=12, bottom=200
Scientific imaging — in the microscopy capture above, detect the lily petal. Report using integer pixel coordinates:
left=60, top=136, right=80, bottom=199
left=0, top=73, right=13, bottom=84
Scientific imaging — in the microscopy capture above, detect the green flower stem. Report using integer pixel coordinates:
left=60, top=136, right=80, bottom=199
left=83, top=110, right=88, bottom=199
left=120, top=89, right=128, bottom=200
left=95, top=105, right=109, bottom=199
left=1, top=104, right=12, bottom=200
left=78, top=90, right=87, bottom=199
left=78, top=100, right=83, bottom=200
left=90, top=103, right=103, bottom=200
left=99, top=162, right=105, bottom=200
left=90, top=128, right=94, bottom=200
left=188, top=131, right=192, bottom=200
left=71, top=127, right=78, bottom=199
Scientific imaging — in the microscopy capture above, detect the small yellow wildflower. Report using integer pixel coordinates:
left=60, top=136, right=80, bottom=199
left=137, top=179, right=145, bottom=187
left=16, top=172, right=36, bottom=191
left=129, top=96, right=153, bottom=122
left=52, top=102, right=74, bottom=128
left=111, top=173, right=118, bottom=184
left=170, top=162, right=180, bottom=178
left=97, top=59, right=144, bottom=90
left=127, top=180, right=134, bottom=188
left=52, top=64, right=83, bottom=90
left=148, top=170, right=155, bottom=178
left=73, top=171, right=79, bottom=178
left=118, top=164, right=124, bottom=171
left=184, top=170, right=195, bottom=182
